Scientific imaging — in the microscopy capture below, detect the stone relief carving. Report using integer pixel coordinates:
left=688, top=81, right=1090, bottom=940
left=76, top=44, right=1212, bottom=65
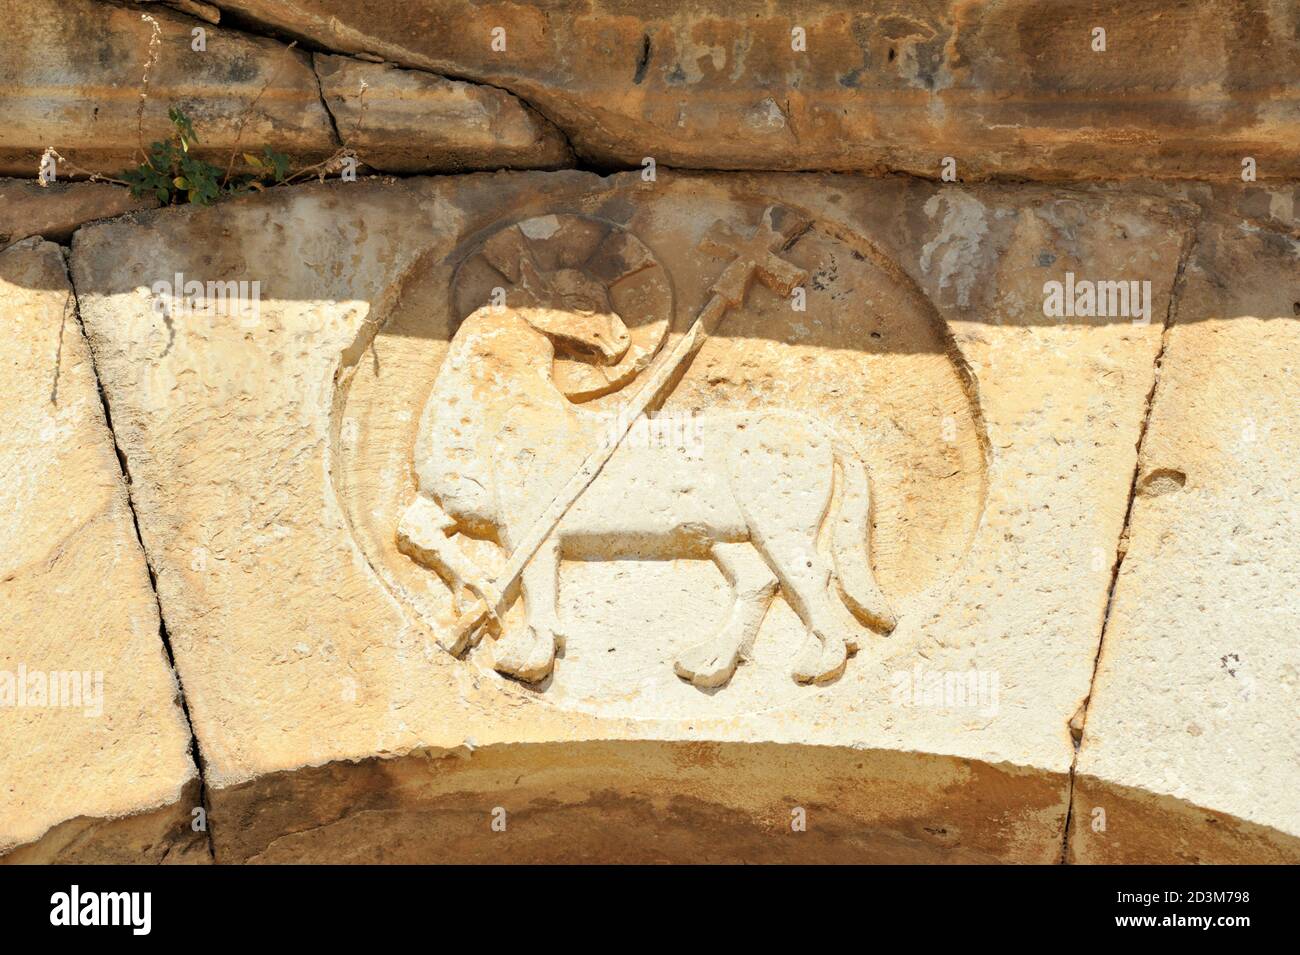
left=395, top=210, right=897, bottom=689
left=332, top=191, right=987, bottom=717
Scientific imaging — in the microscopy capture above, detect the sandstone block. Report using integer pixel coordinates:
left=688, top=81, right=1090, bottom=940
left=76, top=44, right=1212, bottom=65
left=0, top=0, right=335, bottom=178
left=313, top=54, right=571, bottom=174
left=0, top=237, right=203, bottom=863
left=0, top=178, right=156, bottom=249
left=0, top=0, right=575, bottom=182
left=212, top=0, right=1300, bottom=180
left=1069, top=196, right=1300, bottom=863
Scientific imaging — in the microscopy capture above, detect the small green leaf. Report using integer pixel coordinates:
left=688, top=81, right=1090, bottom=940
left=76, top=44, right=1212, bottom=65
left=168, top=107, right=199, bottom=148
left=262, top=147, right=291, bottom=183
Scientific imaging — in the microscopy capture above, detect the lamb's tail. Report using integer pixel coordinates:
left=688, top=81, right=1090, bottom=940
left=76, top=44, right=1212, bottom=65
left=831, top=448, right=897, bottom=634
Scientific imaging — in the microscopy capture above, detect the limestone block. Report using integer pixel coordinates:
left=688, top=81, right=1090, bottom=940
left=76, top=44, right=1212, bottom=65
left=0, top=179, right=156, bottom=249
left=313, top=54, right=571, bottom=174
left=0, top=0, right=336, bottom=177
left=70, top=173, right=1189, bottom=862
left=0, top=237, right=203, bottom=863
left=0, top=0, right=573, bottom=181
left=1069, top=199, right=1300, bottom=863
left=213, top=0, right=1300, bottom=180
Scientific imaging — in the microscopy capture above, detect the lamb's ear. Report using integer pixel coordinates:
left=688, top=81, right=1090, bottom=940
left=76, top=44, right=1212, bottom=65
left=513, top=305, right=564, bottom=340
left=554, top=336, right=654, bottom=402
left=553, top=357, right=619, bottom=402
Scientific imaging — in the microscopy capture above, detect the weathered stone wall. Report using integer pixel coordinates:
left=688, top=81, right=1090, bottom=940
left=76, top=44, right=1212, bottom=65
left=0, top=0, right=572, bottom=178
left=0, top=0, right=1296, bottom=864
left=27, top=0, right=1300, bottom=180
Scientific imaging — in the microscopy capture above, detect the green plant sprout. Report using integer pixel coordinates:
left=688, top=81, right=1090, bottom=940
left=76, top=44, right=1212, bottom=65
left=122, top=107, right=291, bottom=206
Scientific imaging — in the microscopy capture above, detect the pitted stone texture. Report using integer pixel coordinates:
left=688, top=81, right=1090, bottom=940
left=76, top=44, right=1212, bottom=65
left=0, top=238, right=202, bottom=863
left=1070, top=203, right=1300, bottom=864
left=213, top=0, right=1300, bottom=180
left=313, top=54, right=571, bottom=173
left=71, top=174, right=1186, bottom=862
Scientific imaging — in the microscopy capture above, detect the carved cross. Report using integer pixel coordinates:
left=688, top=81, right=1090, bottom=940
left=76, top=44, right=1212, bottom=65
left=448, top=206, right=811, bottom=641
left=698, top=207, right=811, bottom=310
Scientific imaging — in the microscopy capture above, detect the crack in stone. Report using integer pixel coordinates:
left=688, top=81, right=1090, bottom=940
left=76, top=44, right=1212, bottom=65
left=49, top=276, right=73, bottom=404
left=1057, top=214, right=1201, bottom=864
left=37, top=2, right=1267, bottom=866
left=308, top=54, right=344, bottom=150
left=63, top=250, right=218, bottom=864
left=55, top=0, right=586, bottom=177
left=632, top=32, right=652, bottom=85
left=152, top=0, right=597, bottom=171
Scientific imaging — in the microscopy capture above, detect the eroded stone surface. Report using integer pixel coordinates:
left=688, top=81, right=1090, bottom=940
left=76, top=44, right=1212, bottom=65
left=71, top=173, right=1188, bottom=862
left=0, top=178, right=156, bottom=249
left=0, top=0, right=335, bottom=177
left=313, top=54, right=571, bottom=173
left=212, top=0, right=1300, bottom=180
left=0, top=0, right=575, bottom=182
left=1069, top=198, right=1300, bottom=864
left=0, top=237, right=203, bottom=863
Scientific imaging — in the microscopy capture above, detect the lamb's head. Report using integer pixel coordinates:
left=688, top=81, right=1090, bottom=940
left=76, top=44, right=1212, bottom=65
left=467, top=218, right=670, bottom=402
left=515, top=266, right=631, bottom=366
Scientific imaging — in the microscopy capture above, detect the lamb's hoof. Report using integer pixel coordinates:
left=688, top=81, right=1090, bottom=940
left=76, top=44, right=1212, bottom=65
left=872, top=607, right=898, bottom=636
left=792, top=632, right=847, bottom=685
left=438, top=596, right=492, bottom=656
left=493, top=625, right=556, bottom=683
left=435, top=625, right=470, bottom=657
left=674, top=641, right=740, bottom=689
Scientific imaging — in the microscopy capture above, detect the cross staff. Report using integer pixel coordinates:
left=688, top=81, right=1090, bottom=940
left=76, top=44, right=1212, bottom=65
left=448, top=205, right=811, bottom=642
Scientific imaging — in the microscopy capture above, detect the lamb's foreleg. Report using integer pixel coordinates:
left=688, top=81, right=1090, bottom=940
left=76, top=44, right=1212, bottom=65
left=396, top=495, right=496, bottom=653
left=492, top=536, right=560, bottom=683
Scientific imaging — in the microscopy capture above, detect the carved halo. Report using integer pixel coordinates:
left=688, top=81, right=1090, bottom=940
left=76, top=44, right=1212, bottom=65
left=450, top=214, right=673, bottom=401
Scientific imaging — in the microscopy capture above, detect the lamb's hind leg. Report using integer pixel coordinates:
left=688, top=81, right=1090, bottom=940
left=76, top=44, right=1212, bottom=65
left=397, top=496, right=488, bottom=655
left=675, top=542, right=778, bottom=688
left=726, top=417, right=849, bottom=684
left=753, top=530, right=851, bottom=683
